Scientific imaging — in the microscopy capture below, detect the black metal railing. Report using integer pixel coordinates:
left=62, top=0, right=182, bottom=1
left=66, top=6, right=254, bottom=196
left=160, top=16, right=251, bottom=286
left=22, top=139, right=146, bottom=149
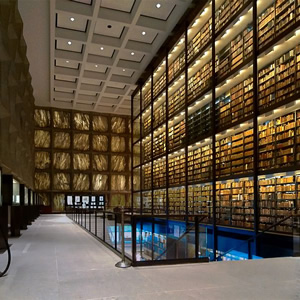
left=216, top=212, right=300, bottom=261
left=66, top=206, right=210, bottom=266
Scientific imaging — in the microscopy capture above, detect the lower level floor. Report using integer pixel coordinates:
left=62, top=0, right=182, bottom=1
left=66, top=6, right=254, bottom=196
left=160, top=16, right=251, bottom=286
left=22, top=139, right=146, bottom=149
left=0, top=214, right=299, bottom=299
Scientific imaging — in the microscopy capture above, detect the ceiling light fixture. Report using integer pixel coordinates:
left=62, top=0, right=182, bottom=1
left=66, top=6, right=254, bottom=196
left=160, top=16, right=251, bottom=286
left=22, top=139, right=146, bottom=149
left=95, top=64, right=98, bottom=67
left=100, top=47, right=104, bottom=50
left=131, top=52, right=135, bottom=56
left=123, top=69, right=126, bottom=72
left=68, top=41, right=72, bottom=45
left=156, top=3, right=161, bottom=8
left=66, top=60, right=69, bottom=63
left=142, top=31, right=146, bottom=35
left=70, top=17, right=75, bottom=22
left=107, top=25, right=112, bottom=28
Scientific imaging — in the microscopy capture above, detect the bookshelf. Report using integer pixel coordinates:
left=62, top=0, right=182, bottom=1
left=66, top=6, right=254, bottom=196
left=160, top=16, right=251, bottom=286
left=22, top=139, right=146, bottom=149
left=168, top=35, right=185, bottom=83
left=169, top=84, right=186, bottom=118
left=168, top=186, right=186, bottom=215
left=215, top=24, right=253, bottom=80
left=187, top=102, right=212, bottom=144
left=133, top=0, right=300, bottom=235
left=215, top=77, right=253, bottom=129
left=188, top=183, right=213, bottom=218
left=258, top=45, right=300, bottom=111
left=259, top=173, right=298, bottom=233
left=187, top=141, right=213, bottom=183
left=153, top=189, right=167, bottom=214
left=153, top=129, right=166, bottom=159
left=188, top=17, right=212, bottom=63
left=168, top=116, right=186, bottom=151
left=258, top=110, right=297, bottom=171
left=153, top=158, right=167, bottom=188
left=168, top=150, right=186, bottom=186
left=216, top=178, right=254, bottom=228
left=216, top=126, right=254, bottom=178
left=142, top=191, right=152, bottom=212
left=142, top=164, right=152, bottom=190
left=188, top=61, right=212, bottom=103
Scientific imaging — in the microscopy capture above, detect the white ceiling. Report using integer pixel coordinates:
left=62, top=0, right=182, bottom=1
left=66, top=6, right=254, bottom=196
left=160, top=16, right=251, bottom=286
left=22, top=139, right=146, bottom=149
left=19, top=0, right=194, bottom=116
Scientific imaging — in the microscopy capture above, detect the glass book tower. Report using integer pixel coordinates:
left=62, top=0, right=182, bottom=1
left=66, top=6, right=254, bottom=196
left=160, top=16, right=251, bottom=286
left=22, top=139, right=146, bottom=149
left=132, top=0, right=300, bottom=256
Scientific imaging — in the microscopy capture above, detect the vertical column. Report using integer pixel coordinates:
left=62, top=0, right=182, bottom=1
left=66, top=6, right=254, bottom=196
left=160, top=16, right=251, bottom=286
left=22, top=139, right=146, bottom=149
left=252, top=0, right=259, bottom=255
left=184, top=22, right=189, bottom=216
left=211, top=0, right=217, bottom=261
left=151, top=71, right=154, bottom=216
left=166, top=51, right=170, bottom=217
left=139, top=88, right=143, bottom=215
left=131, top=91, right=134, bottom=213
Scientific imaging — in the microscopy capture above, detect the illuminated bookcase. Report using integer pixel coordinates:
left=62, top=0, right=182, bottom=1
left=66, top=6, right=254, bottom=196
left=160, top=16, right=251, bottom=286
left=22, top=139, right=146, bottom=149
left=132, top=0, right=300, bottom=236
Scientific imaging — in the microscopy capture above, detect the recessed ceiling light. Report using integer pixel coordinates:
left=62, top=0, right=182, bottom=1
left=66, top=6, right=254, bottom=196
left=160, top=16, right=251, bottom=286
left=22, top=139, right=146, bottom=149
left=156, top=3, right=161, bottom=8
left=70, top=17, right=75, bottom=22
left=107, top=25, right=112, bottom=28
left=66, top=60, right=69, bottom=63
left=131, top=52, right=135, bottom=56
left=95, top=65, right=98, bottom=67
left=100, top=47, right=104, bottom=50
left=123, top=69, right=126, bottom=72
left=67, top=41, right=72, bottom=45
left=142, top=31, right=146, bottom=36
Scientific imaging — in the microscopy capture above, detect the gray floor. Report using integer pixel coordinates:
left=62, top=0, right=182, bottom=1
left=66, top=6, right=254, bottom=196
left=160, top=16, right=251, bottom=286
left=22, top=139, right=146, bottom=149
left=0, top=215, right=299, bottom=300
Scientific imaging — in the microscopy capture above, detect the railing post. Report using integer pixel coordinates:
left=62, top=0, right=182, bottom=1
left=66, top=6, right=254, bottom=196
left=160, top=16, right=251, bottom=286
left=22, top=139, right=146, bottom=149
left=248, top=240, right=252, bottom=260
left=115, top=207, right=131, bottom=268
left=195, top=216, right=199, bottom=259
left=132, top=216, right=137, bottom=265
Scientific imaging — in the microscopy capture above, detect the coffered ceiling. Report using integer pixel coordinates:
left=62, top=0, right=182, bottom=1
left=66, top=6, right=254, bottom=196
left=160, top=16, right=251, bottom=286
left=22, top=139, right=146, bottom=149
left=19, top=0, right=194, bottom=115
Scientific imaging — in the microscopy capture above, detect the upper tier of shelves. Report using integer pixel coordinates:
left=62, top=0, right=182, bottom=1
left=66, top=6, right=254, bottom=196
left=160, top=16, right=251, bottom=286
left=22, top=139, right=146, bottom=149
left=133, top=0, right=300, bottom=117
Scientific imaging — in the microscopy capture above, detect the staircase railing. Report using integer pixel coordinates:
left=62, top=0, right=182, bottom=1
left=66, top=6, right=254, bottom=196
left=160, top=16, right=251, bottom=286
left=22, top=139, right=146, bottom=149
left=155, top=215, right=209, bottom=261
left=216, top=211, right=300, bottom=261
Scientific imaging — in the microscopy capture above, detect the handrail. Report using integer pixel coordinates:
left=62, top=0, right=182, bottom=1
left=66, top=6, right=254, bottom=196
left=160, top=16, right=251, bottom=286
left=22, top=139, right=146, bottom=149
left=155, top=216, right=208, bottom=261
left=0, top=224, right=11, bottom=277
left=216, top=211, right=300, bottom=261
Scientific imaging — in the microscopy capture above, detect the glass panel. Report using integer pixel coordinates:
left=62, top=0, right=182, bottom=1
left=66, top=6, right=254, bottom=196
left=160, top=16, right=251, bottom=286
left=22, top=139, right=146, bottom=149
left=53, top=173, right=70, bottom=190
left=92, top=174, right=108, bottom=191
left=111, top=155, right=126, bottom=172
left=34, top=130, right=50, bottom=148
left=73, top=154, right=90, bottom=171
left=92, top=154, right=108, bottom=171
left=105, top=212, right=117, bottom=248
left=93, top=135, right=108, bottom=152
left=53, top=132, right=71, bottom=149
left=35, top=172, right=50, bottom=190
left=96, top=211, right=104, bottom=240
left=13, top=179, right=20, bottom=205
left=53, top=111, right=70, bottom=129
left=34, top=109, right=51, bottom=127
left=92, top=115, right=108, bottom=132
left=53, top=194, right=65, bottom=212
left=35, top=152, right=51, bottom=169
left=74, top=113, right=90, bottom=130
left=73, top=174, right=90, bottom=191
left=53, top=153, right=71, bottom=170
left=111, top=117, right=126, bottom=133
left=111, top=136, right=126, bottom=152
left=73, top=134, right=89, bottom=151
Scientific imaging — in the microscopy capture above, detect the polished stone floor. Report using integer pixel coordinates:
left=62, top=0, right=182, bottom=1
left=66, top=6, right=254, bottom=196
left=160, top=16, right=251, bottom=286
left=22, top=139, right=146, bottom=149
left=0, top=214, right=299, bottom=300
